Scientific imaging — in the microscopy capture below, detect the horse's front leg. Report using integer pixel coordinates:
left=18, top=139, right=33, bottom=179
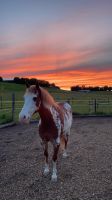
left=43, top=141, right=49, bottom=175
left=51, top=144, right=60, bottom=182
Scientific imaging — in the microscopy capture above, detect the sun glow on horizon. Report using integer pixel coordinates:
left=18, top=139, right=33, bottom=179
left=0, top=1, right=112, bottom=90
left=1, top=47, right=112, bottom=90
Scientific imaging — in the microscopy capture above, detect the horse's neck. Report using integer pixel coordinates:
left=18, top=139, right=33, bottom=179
left=38, top=102, right=64, bottom=125
left=38, top=103, right=54, bottom=122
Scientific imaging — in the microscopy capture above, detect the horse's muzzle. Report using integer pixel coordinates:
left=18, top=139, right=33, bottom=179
left=19, top=113, right=30, bottom=124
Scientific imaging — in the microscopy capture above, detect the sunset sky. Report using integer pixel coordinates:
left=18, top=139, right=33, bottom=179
left=0, top=0, right=112, bottom=90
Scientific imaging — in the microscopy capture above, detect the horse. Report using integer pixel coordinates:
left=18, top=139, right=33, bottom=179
left=19, top=82, right=72, bottom=181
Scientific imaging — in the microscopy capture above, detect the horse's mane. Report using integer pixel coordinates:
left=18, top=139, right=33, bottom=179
left=40, top=88, right=64, bottom=119
left=40, top=88, right=57, bottom=108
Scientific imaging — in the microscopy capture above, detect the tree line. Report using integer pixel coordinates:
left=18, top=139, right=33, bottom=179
left=0, top=77, right=60, bottom=89
left=71, top=85, right=112, bottom=91
left=0, top=76, right=111, bottom=91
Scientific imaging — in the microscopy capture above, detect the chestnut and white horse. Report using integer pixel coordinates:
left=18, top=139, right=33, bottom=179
left=19, top=82, right=72, bottom=181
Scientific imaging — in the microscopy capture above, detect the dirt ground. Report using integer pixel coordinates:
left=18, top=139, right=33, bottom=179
left=0, top=117, right=112, bottom=200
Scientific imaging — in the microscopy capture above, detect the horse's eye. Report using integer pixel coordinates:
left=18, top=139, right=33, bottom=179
left=33, top=97, right=37, bottom=102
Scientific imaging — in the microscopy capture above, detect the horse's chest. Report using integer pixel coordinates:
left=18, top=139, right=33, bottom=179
left=38, top=106, right=63, bottom=141
left=38, top=120, right=59, bottom=141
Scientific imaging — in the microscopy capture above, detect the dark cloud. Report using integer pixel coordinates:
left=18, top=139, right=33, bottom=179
left=9, top=61, right=112, bottom=78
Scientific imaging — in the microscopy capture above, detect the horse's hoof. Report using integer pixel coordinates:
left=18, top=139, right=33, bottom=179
left=62, top=152, right=68, bottom=158
left=51, top=174, right=57, bottom=182
left=43, top=168, right=49, bottom=176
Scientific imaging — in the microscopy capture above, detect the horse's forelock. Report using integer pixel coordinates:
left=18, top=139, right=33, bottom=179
left=26, top=85, right=37, bottom=94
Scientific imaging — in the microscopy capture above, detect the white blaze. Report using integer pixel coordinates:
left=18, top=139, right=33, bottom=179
left=19, top=92, right=38, bottom=123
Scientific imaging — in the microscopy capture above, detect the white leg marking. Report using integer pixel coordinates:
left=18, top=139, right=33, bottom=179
left=63, top=149, right=68, bottom=158
left=56, top=137, right=60, bottom=145
left=44, top=163, right=49, bottom=175
left=51, top=161, right=57, bottom=182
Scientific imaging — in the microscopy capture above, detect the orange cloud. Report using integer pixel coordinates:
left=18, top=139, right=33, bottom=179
left=1, top=43, right=112, bottom=90
left=28, top=70, right=112, bottom=90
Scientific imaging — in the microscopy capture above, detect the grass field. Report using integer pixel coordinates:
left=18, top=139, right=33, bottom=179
left=0, top=82, right=112, bottom=124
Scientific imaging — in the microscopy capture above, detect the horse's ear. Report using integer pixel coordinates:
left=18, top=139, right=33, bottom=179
left=36, top=81, right=41, bottom=96
left=36, top=81, right=40, bottom=90
left=26, top=82, right=30, bottom=88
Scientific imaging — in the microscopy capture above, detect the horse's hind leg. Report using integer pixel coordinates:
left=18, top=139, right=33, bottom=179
left=51, top=144, right=60, bottom=182
left=62, top=135, right=69, bottom=158
left=43, top=142, right=49, bottom=175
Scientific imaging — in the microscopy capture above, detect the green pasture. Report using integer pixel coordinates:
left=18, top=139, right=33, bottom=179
left=0, top=82, right=112, bottom=124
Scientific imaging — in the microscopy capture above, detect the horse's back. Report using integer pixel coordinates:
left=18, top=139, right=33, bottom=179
left=58, top=102, right=72, bottom=113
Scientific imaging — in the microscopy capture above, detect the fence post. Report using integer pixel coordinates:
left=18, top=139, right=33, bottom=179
left=94, top=99, right=97, bottom=113
left=108, top=97, right=109, bottom=103
left=89, top=100, right=91, bottom=113
left=67, top=99, right=70, bottom=105
left=12, top=93, right=15, bottom=121
left=0, top=96, right=2, bottom=109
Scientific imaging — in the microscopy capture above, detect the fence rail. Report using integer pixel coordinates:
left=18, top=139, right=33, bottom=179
left=0, top=93, right=112, bottom=125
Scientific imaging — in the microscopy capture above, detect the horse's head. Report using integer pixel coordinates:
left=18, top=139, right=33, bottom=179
left=19, top=82, right=41, bottom=123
